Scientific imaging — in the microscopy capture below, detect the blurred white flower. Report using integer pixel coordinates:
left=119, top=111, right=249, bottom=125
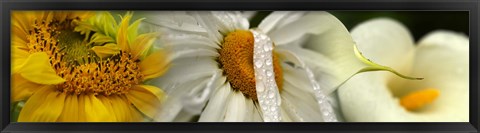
left=338, top=18, right=469, bottom=122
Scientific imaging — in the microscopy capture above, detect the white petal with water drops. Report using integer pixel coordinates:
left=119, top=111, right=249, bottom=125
left=251, top=29, right=282, bottom=122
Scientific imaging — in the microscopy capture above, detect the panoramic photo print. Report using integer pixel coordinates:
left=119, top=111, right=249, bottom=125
left=11, top=11, right=469, bottom=122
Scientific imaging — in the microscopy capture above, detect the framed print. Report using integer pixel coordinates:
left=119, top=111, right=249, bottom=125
left=1, top=0, right=478, bottom=132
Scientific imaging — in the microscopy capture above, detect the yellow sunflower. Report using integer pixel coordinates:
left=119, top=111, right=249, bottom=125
left=11, top=11, right=169, bottom=122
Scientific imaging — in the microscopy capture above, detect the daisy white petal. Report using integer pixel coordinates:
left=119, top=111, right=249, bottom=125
left=258, top=11, right=296, bottom=33
left=141, top=11, right=206, bottom=33
left=192, top=12, right=224, bottom=43
left=199, top=83, right=233, bottom=122
left=224, top=91, right=249, bottom=122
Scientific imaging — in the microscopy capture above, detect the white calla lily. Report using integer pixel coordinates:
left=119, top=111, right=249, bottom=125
left=338, top=18, right=469, bottom=122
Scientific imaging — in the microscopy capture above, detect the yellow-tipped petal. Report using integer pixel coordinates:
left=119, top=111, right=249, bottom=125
left=139, top=50, right=169, bottom=80
left=119, top=95, right=143, bottom=122
left=57, top=94, right=79, bottom=122
left=12, top=46, right=29, bottom=73
left=12, top=30, right=28, bottom=48
left=68, top=11, right=94, bottom=20
left=117, top=12, right=133, bottom=51
left=91, top=33, right=115, bottom=45
left=97, top=95, right=119, bottom=122
left=100, top=95, right=125, bottom=121
left=12, top=11, right=39, bottom=40
left=44, top=12, right=54, bottom=24
left=84, top=94, right=113, bottom=122
left=126, top=85, right=165, bottom=119
left=11, top=74, right=43, bottom=102
left=54, top=11, right=68, bottom=23
left=18, top=52, right=66, bottom=85
left=130, top=33, right=158, bottom=59
left=400, top=88, right=440, bottom=111
left=128, top=101, right=144, bottom=121
left=91, top=43, right=121, bottom=59
left=111, top=95, right=143, bottom=122
left=77, top=94, right=87, bottom=121
left=18, top=86, right=66, bottom=122
left=127, top=18, right=145, bottom=44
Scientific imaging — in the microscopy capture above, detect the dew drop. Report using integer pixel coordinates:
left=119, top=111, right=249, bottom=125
left=263, top=43, right=272, bottom=51
left=266, top=70, right=273, bottom=77
left=255, top=60, right=263, bottom=68
left=260, top=35, right=267, bottom=40
left=270, top=106, right=276, bottom=112
left=268, top=92, right=275, bottom=98
left=265, top=58, right=272, bottom=66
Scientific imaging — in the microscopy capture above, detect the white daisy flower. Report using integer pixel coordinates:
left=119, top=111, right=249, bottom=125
left=140, top=11, right=412, bottom=122
left=338, top=18, right=469, bottom=122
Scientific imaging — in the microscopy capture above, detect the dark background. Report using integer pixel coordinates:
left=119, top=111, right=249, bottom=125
left=250, top=11, right=469, bottom=42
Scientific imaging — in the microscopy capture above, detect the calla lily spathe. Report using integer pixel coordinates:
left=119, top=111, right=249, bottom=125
left=338, top=18, right=469, bottom=122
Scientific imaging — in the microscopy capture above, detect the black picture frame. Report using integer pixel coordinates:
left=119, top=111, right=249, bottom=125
left=1, top=0, right=478, bottom=132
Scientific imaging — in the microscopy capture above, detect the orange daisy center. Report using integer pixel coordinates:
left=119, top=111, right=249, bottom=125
left=217, top=30, right=283, bottom=101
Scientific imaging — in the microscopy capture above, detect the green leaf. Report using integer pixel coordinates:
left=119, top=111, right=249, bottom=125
left=10, top=101, right=25, bottom=122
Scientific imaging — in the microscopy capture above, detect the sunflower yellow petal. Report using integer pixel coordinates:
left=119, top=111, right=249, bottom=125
left=12, top=11, right=39, bottom=39
left=129, top=103, right=144, bottom=121
left=12, top=30, right=28, bottom=48
left=18, top=86, right=66, bottom=122
left=11, top=74, right=42, bottom=102
left=77, top=94, right=87, bottom=121
left=127, top=18, right=145, bottom=44
left=97, top=95, right=118, bottom=121
left=139, top=50, right=169, bottom=80
left=108, top=95, right=130, bottom=121
left=12, top=46, right=29, bottom=73
left=116, top=95, right=143, bottom=122
left=84, top=94, right=113, bottom=122
left=57, top=94, right=79, bottom=122
left=68, top=11, right=94, bottom=20
left=100, top=11, right=118, bottom=37
left=18, top=52, right=66, bottom=85
left=91, top=43, right=121, bottom=59
left=91, top=33, right=115, bottom=45
left=73, top=22, right=95, bottom=37
left=117, top=12, right=133, bottom=51
left=126, top=85, right=165, bottom=119
left=43, top=12, right=55, bottom=24
left=54, top=11, right=68, bottom=23
left=130, top=33, right=158, bottom=59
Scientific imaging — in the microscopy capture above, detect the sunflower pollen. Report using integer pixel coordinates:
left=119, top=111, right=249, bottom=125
left=26, top=15, right=144, bottom=96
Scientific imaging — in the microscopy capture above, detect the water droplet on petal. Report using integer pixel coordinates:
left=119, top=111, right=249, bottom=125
left=255, top=60, right=263, bottom=68
left=265, top=58, right=272, bottom=66
left=256, top=81, right=265, bottom=92
left=263, top=43, right=272, bottom=51
left=268, top=92, right=275, bottom=98
left=266, top=70, right=273, bottom=77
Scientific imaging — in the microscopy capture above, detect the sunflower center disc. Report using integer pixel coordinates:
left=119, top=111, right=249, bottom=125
left=218, top=30, right=283, bottom=101
left=27, top=17, right=143, bottom=96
